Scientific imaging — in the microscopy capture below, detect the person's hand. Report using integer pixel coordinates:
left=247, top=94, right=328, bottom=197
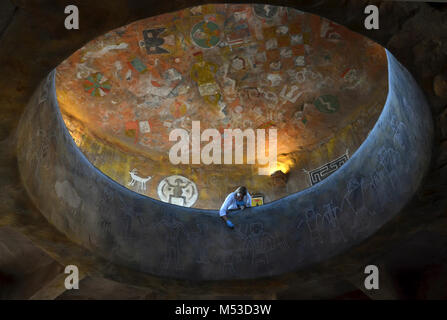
left=226, top=220, right=234, bottom=229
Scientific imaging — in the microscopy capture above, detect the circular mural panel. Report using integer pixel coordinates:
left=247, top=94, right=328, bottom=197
left=157, top=175, right=198, bottom=207
left=191, top=21, right=221, bottom=49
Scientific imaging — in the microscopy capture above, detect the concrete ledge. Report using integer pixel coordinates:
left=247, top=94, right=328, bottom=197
left=16, top=50, right=433, bottom=280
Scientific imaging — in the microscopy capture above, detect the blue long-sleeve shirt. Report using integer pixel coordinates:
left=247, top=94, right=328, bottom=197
left=219, top=191, right=252, bottom=217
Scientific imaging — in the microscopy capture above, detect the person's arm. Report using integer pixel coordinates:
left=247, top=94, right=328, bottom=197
left=245, top=192, right=252, bottom=207
left=220, top=193, right=235, bottom=228
left=219, top=193, right=233, bottom=217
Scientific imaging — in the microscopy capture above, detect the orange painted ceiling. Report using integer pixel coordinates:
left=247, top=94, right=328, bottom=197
left=56, top=4, right=388, bottom=209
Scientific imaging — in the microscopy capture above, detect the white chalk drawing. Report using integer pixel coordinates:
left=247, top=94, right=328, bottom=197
left=75, top=62, right=97, bottom=79
left=115, top=193, right=136, bottom=235
left=322, top=201, right=345, bottom=236
left=258, top=88, right=278, bottom=105
left=222, top=63, right=237, bottom=100
left=99, top=216, right=112, bottom=233
left=295, top=175, right=382, bottom=247
left=253, top=4, right=279, bottom=20
left=29, top=125, right=56, bottom=183
left=157, top=175, right=198, bottom=207
left=114, top=61, right=122, bottom=80
left=83, top=42, right=128, bottom=59
left=305, top=150, right=349, bottom=186
left=342, top=177, right=377, bottom=219
left=267, top=73, right=282, bottom=86
left=128, top=168, right=152, bottom=192
left=341, top=68, right=362, bottom=90
left=125, top=69, right=132, bottom=81
left=304, top=207, right=324, bottom=245
left=154, top=213, right=185, bottom=271
left=291, top=68, right=323, bottom=84
left=234, top=222, right=289, bottom=270
left=376, top=146, right=401, bottom=189
left=164, top=68, right=182, bottom=82
left=265, top=38, right=278, bottom=50
left=291, top=34, right=303, bottom=45
left=186, top=223, right=212, bottom=265
left=195, top=220, right=292, bottom=275
left=279, top=85, right=302, bottom=104
left=139, top=120, right=151, bottom=133
left=390, top=114, right=409, bottom=151
left=294, top=147, right=403, bottom=245
left=243, top=222, right=274, bottom=267
left=55, top=180, right=81, bottom=209
left=294, top=55, right=306, bottom=67
left=320, top=20, right=341, bottom=41
left=38, top=73, right=53, bottom=105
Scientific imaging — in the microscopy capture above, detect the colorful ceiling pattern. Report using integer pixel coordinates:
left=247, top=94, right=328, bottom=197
left=56, top=4, right=388, bottom=209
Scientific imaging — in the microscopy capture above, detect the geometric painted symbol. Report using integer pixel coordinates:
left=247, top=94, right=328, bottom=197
left=253, top=4, right=278, bottom=19
left=129, top=57, right=147, bottom=73
left=314, top=94, right=340, bottom=113
left=143, top=28, right=169, bottom=54
left=157, top=175, right=198, bottom=207
left=191, top=21, right=221, bottom=49
left=308, top=152, right=349, bottom=186
left=83, top=73, right=111, bottom=97
left=139, top=120, right=151, bottom=133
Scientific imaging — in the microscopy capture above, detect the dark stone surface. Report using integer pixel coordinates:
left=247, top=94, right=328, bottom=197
left=56, top=276, right=155, bottom=300
left=434, top=74, right=447, bottom=98
left=0, top=1, right=16, bottom=38
left=0, top=227, right=63, bottom=299
left=439, top=108, right=447, bottom=141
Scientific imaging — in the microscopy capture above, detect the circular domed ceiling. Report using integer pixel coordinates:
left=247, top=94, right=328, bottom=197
left=56, top=4, right=388, bottom=209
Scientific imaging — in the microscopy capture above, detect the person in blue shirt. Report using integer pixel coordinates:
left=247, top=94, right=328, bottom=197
left=219, top=186, right=252, bottom=229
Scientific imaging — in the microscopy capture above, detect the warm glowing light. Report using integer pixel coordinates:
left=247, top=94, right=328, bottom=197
left=269, top=160, right=292, bottom=175
left=269, top=153, right=296, bottom=175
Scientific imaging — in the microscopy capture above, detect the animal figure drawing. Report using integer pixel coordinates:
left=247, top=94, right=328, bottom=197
left=128, top=168, right=152, bottom=192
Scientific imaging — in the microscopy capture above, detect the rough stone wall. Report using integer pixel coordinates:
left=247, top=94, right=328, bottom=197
left=0, top=0, right=447, bottom=299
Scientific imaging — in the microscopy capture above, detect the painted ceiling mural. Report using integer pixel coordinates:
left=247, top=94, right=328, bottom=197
left=56, top=4, right=388, bottom=209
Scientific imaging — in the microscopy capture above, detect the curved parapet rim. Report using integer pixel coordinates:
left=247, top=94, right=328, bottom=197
left=16, top=50, right=433, bottom=280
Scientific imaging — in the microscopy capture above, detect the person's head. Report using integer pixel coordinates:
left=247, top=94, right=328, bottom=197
left=234, top=186, right=247, bottom=201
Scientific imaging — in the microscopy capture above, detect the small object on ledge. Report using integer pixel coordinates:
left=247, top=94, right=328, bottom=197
left=251, top=193, right=264, bottom=206
left=270, top=170, right=288, bottom=186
